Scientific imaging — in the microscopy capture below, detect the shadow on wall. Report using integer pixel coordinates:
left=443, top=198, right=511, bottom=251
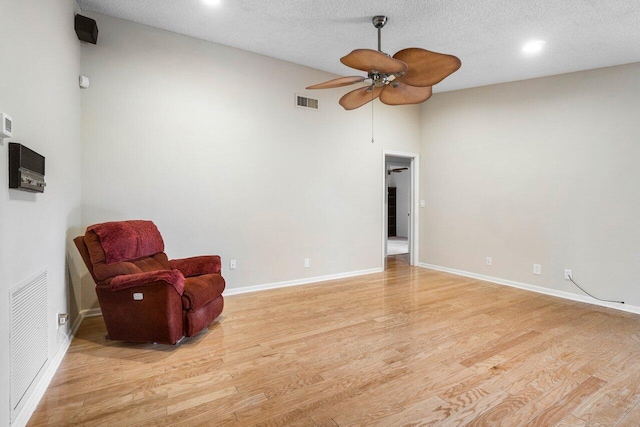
left=9, top=190, right=37, bottom=202
left=66, top=226, right=90, bottom=329
left=67, top=207, right=128, bottom=317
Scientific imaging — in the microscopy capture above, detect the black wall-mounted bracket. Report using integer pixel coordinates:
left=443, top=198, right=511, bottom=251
left=8, top=143, right=46, bottom=193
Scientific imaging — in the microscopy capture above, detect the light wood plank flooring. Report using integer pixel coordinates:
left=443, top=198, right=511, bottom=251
left=29, top=256, right=640, bottom=426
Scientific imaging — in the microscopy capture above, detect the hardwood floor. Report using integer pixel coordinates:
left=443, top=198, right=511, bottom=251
left=29, top=259, right=640, bottom=426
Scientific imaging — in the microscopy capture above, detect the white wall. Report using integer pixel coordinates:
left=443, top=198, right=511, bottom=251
left=420, top=62, right=640, bottom=306
left=79, top=13, right=421, bottom=309
left=0, top=0, right=82, bottom=424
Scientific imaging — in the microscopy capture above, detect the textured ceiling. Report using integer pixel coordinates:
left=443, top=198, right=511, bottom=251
left=77, top=0, right=640, bottom=93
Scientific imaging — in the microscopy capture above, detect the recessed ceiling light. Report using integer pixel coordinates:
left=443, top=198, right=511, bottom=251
left=203, top=0, right=221, bottom=6
left=522, top=40, right=546, bottom=54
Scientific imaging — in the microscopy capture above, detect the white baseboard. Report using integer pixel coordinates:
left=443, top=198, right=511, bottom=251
left=224, top=268, right=383, bottom=296
left=81, top=307, right=103, bottom=317
left=419, top=263, right=640, bottom=315
left=12, top=312, right=85, bottom=427
left=70, top=269, right=384, bottom=319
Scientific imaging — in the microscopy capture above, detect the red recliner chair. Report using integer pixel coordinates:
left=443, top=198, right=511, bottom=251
left=74, top=220, right=224, bottom=344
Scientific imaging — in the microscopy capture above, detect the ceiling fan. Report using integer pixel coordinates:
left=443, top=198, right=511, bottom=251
left=307, top=16, right=461, bottom=110
left=388, top=167, right=408, bottom=175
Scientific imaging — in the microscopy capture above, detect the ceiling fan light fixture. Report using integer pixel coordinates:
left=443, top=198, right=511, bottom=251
left=522, top=40, right=546, bottom=54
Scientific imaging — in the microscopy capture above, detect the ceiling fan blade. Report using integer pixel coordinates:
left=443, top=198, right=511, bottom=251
left=379, top=82, right=433, bottom=106
left=341, top=49, right=408, bottom=74
left=339, top=85, right=384, bottom=110
left=306, top=76, right=366, bottom=90
left=387, top=167, right=409, bottom=175
left=393, top=48, right=461, bottom=87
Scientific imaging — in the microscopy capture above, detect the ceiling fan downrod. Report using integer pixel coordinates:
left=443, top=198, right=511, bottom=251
left=369, top=16, right=395, bottom=87
left=372, top=15, right=387, bottom=52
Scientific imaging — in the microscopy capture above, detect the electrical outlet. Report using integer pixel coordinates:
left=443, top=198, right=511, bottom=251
left=486, top=257, right=492, bottom=266
left=564, top=269, right=572, bottom=280
left=304, top=258, right=310, bottom=268
left=533, top=264, right=542, bottom=275
left=229, top=260, right=237, bottom=270
left=57, top=313, right=69, bottom=329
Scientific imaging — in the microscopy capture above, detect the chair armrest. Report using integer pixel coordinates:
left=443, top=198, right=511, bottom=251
left=109, top=269, right=185, bottom=295
left=170, top=255, right=221, bottom=277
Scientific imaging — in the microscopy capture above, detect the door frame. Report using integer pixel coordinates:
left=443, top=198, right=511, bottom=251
left=382, top=150, right=419, bottom=267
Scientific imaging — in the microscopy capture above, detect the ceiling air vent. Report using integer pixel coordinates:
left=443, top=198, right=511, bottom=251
left=296, top=94, right=319, bottom=111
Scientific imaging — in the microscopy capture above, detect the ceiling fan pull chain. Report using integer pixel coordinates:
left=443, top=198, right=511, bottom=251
left=371, top=94, right=375, bottom=143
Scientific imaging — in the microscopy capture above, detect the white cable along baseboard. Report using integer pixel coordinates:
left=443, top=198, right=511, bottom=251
left=419, top=263, right=640, bottom=315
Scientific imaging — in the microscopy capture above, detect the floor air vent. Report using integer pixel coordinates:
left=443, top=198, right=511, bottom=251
left=296, top=94, right=319, bottom=110
left=10, top=270, right=48, bottom=421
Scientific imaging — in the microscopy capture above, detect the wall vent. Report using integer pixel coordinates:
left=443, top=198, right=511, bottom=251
left=10, top=270, right=48, bottom=422
left=296, top=94, right=319, bottom=110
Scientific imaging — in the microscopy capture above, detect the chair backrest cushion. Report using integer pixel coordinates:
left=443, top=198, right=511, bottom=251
left=83, top=220, right=170, bottom=282
left=88, top=220, right=164, bottom=264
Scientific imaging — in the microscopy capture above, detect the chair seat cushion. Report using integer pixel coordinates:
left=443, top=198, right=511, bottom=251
left=181, top=274, right=225, bottom=311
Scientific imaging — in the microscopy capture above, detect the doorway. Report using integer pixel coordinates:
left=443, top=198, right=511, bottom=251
left=383, top=150, right=419, bottom=268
